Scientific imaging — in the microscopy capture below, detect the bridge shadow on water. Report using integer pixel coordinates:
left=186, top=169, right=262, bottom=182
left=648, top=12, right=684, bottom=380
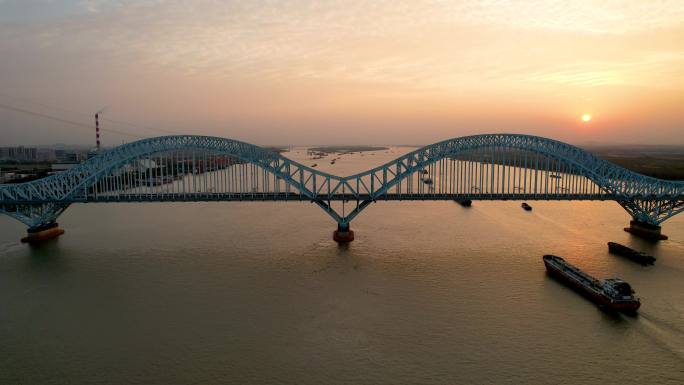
left=336, top=241, right=351, bottom=253
left=25, top=237, right=66, bottom=268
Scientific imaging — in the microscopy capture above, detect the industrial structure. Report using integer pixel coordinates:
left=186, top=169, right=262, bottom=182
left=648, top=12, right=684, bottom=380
left=1, top=134, right=682, bottom=243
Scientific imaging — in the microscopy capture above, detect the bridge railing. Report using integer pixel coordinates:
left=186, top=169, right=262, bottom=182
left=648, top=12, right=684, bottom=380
left=1, top=133, right=683, bottom=230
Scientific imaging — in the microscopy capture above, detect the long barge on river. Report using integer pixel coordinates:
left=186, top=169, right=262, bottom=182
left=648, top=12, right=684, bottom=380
left=608, top=242, right=656, bottom=265
left=543, top=255, right=640, bottom=313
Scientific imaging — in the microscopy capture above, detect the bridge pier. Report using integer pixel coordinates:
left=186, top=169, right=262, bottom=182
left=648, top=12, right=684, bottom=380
left=624, top=220, right=668, bottom=241
left=333, top=223, right=354, bottom=243
left=21, top=222, right=65, bottom=244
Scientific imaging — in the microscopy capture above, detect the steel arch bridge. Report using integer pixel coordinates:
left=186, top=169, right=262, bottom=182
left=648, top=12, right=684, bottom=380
left=1, top=134, right=683, bottom=240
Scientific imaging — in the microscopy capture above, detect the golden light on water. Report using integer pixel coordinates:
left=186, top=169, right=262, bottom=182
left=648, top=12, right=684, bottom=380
left=582, top=114, right=592, bottom=122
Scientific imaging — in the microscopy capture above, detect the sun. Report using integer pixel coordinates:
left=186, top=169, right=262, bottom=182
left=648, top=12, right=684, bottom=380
left=581, top=114, right=592, bottom=122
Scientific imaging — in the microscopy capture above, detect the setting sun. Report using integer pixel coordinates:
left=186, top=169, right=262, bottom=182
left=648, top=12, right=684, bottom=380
left=582, top=114, right=592, bottom=122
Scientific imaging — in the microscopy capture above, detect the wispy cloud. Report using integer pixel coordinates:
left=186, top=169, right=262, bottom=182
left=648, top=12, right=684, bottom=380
left=1, top=0, right=683, bottom=144
left=525, top=52, right=684, bottom=88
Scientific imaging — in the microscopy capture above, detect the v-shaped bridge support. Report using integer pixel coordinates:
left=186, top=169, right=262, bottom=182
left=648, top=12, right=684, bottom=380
left=619, top=199, right=684, bottom=240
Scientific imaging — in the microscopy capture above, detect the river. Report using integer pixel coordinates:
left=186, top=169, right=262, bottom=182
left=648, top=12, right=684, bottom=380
left=1, top=147, right=683, bottom=384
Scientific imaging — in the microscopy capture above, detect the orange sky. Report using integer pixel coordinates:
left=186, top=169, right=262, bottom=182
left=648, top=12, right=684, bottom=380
left=0, top=1, right=683, bottom=146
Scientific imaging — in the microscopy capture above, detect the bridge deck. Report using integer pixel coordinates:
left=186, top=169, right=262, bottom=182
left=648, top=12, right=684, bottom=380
left=2, top=192, right=617, bottom=205
left=1, top=133, right=682, bottom=228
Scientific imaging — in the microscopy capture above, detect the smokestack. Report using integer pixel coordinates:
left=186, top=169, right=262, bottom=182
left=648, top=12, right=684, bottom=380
left=95, top=113, right=101, bottom=151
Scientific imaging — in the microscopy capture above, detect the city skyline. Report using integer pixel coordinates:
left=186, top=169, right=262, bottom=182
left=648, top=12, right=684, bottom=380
left=1, top=1, right=683, bottom=146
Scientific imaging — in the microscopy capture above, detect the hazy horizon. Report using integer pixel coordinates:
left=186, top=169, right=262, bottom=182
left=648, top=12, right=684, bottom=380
left=1, top=1, right=683, bottom=146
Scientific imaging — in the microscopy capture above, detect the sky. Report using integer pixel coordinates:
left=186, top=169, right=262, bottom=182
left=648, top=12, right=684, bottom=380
left=0, top=0, right=683, bottom=146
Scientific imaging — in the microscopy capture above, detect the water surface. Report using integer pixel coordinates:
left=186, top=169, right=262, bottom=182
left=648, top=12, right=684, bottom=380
left=1, top=147, right=683, bottom=384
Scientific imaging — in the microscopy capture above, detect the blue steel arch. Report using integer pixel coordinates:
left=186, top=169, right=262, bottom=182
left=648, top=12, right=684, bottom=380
left=321, top=134, right=684, bottom=225
left=350, top=134, right=679, bottom=200
left=1, top=134, right=683, bottom=231
left=0, top=135, right=341, bottom=226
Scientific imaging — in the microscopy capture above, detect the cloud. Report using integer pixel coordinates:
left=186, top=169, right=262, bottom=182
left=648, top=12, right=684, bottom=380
left=3, top=1, right=683, bottom=93
left=524, top=52, right=684, bottom=88
left=1, top=0, right=683, bottom=144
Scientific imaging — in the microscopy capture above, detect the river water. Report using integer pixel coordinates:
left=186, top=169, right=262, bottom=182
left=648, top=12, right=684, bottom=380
left=1, top=147, right=683, bottom=384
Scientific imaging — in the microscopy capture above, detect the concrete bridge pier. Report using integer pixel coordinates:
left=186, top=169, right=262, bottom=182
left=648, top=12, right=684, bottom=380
left=624, top=220, right=668, bottom=241
left=21, top=222, right=65, bottom=244
left=333, top=222, right=354, bottom=243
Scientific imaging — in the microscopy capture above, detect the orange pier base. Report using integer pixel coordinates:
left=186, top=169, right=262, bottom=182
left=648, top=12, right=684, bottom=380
left=333, top=225, right=354, bottom=243
left=624, top=220, right=667, bottom=241
left=21, top=223, right=65, bottom=243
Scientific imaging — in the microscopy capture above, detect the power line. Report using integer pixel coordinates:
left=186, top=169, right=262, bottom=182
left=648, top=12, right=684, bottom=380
left=0, top=92, right=90, bottom=118
left=0, top=103, right=144, bottom=138
left=0, top=92, right=185, bottom=136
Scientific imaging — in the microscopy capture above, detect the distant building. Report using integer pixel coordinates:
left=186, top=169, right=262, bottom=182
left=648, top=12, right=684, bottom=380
left=129, top=159, right=158, bottom=172
left=37, top=148, right=57, bottom=162
left=55, top=149, right=86, bottom=163
left=0, top=146, right=38, bottom=162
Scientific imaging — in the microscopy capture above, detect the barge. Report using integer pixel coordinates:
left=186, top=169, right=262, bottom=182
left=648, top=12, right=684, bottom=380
left=608, top=242, right=655, bottom=265
left=455, top=199, right=472, bottom=207
left=543, top=255, right=640, bottom=313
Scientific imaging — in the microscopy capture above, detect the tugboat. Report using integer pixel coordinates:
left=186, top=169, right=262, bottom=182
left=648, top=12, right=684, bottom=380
left=521, top=202, right=532, bottom=211
left=608, top=242, right=656, bottom=265
left=543, top=255, right=640, bottom=313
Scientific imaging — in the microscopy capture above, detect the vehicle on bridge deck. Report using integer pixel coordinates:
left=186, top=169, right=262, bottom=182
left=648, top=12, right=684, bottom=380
left=543, top=255, right=641, bottom=313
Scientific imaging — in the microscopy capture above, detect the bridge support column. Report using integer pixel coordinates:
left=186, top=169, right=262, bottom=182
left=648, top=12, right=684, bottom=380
left=21, top=222, right=65, bottom=244
left=624, top=220, right=668, bottom=241
left=333, top=223, right=354, bottom=243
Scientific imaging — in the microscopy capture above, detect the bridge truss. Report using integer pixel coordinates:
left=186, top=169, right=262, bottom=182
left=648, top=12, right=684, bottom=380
left=1, top=134, right=682, bottom=233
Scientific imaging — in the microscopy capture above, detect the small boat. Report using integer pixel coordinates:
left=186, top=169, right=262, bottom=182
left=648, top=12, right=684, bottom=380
left=330, top=159, right=336, bottom=165
left=521, top=202, right=532, bottom=211
left=608, top=242, right=656, bottom=265
left=543, top=255, right=640, bottom=313
left=311, top=163, right=317, bottom=168
left=455, top=199, right=472, bottom=207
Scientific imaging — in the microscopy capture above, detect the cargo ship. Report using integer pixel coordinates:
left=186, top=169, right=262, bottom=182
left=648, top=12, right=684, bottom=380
left=608, top=242, right=656, bottom=265
left=543, top=255, right=640, bottom=313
